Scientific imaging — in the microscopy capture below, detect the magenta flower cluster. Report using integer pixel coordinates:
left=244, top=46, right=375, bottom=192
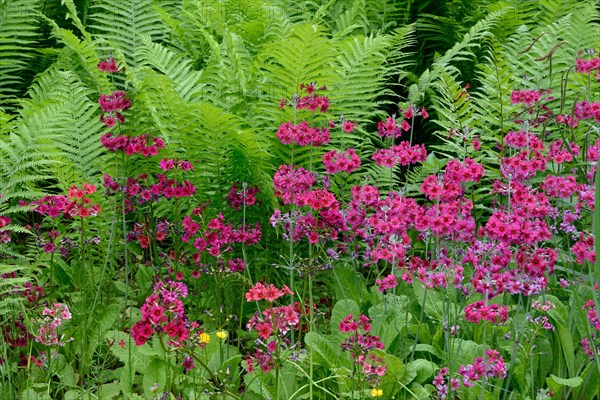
left=339, top=314, right=387, bottom=383
left=433, top=349, right=507, bottom=398
left=372, top=142, right=427, bottom=167
left=226, top=182, right=259, bottom=210
left=131, top=280, right=190, bottom=346
left=100, top=133, right=166, bottom=156
left=464, top=300, right=509, bottom=324
left=276, top=120, right=331, bottom=146
left=322, top=148, right=361, bottom=174
left=104, top=173, right=196, bottom=205
left=182, top=212, right=261, bottom=261
left=510, top=89, right=542, bottom=105
left=0, top=215, right=11, bottom=243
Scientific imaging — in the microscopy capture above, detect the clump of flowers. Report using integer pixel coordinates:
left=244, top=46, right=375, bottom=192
left=97, top=57, right=121, bottom=73
left=580, top=337, right=597, bottom=360
left=34, top=303, right=72, bottom=346
left=131, top=279, right=190, bottom=346
left=464, top=300, right=509, bottom=324
left=159, top=158, right=194, bottom=172
left=244, top=282, right=300, bottom=374
left=100, top=133, right=166, bottom=156
left=376, top=274, right=398, bottom=292
left=98, top=91, right=131, bottom=127
left=510, top=89, right=542, bottom=106
left=34, top=184, right=101, bottom=219
left=276, top=120, right=331, bottom=147
left=273, top=165, right=315, bottom=205
left=296, top=82, right=330, bottom=113
left=377, top=116, right=406, bottom=138
left=433, top=349, right=507, bottom=398
left=227, top=182, right=259, bottom=210
left=582, top=299, right=600, bottom=331
left=104, top=171, right=196, bottom=209
left=339, top=314, right=387, bottom=384
left=322, top=148, right=361, bottom=174
left=576, top=49, right=600, bottom=81
left=2, top=319, right=32, bottom=348
left=183, top=212, right=261, bottom=264
left=372, top=142, right=427, bottom=167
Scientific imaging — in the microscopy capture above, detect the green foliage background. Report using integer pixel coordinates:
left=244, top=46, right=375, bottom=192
left=1, top=0, right=600, bottom=398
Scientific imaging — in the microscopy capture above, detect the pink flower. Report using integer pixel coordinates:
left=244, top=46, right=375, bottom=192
left=256, top=322, right=273, bottom=340
left=342, top=121, right=354, bottom=133
left=43, top=242, right=56, bottom=253
left=376, top=274, right=398, bottom=292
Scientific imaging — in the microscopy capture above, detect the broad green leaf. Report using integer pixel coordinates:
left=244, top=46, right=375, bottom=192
left=97, top=382, right=121, bottom=399
left=331, top=263, right=368, bottom=307
left=556, top=323, right=575, bottom=377
left=449, top=338, right=483, bottom=367
left=304, top=331, right=349, bottom=369
left=368, top=294, right=410, bottom=351
left=142, top=358, right=168, bottom=399
left=407, top=359, right=438, bottom=384
left=412, top=343, right=442, bottom=359
left=547, top=374, right=583, bottom=395
left=20, top=389, right=52, bottom=400
left=371, top=349, right=409, bottom=398
left=106, top=330, right=148, bottom=372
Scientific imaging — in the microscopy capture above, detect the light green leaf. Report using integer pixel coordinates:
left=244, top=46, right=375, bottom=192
left=407, top=359, right=438, bottom=384
left=142, top=358, right=168, bottom=399
left=548, top=374, right=583, bottom=388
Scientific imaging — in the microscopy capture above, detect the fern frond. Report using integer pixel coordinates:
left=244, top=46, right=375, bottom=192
left=136, top=35, right=204, bottom=102
left=412, top=6, right=507, bottom=97
left=429, top=69, right=475, bottom=150
left=0, top=262, right=31, bottom=316
left=132, top=69, right=274, bottom=207
left=251, top=24, right=336, bottom=136
left=533, top=0, right=597, bottom=28
left=0, top=102, right=64, bottom=199
left=258, top=24, right=336, bottom=95
left=471, top=38, right=514, bottom=144
left=0, top=65, right=107, bottom=199
left=331, top=34, right=394, bottom=121
left=42, top=16, right=111, bottom=94
left=88, top=0, right=166, bottom=68
left=0, top=0, right=43, bottom=109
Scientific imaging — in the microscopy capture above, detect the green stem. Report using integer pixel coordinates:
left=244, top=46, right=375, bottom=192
left=410, top=287, right=428, bottom=361
left=186, top=348, right=242, bottom=400
left=308, top=273, right=314, bottom=400
left=121, top=151, right=133, bottom=389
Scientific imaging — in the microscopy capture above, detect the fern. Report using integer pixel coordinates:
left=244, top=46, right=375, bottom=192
left=132, top=69, right=275, bottom=208
left=331, top=34, right=395, bottom=120
left=34, top=70, right=106, bottom=184
left=471, top=1, right=600, bottom=153
left=408, top=6, right=509, bottom=143
left=136, top=35, right=205, bottom=102
left=258, top=24, right=336, bottom=95
left=0, top=66, right=108, bottom=201
left=88, top=0, right=166, bottom=68
left=533, top=0, right=595, bottom=28
left=0, top=0, right=43, bottom=110
left=42, top=13, right=112, bottom=94
left=0, top=105, right=63, bottom=201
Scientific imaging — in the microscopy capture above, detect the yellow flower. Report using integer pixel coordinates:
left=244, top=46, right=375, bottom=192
left=370, top=388, right=383, bottom=397
left=199, top=332, right=211, bottom=344
left=216, top=330, right=228, bottom=340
